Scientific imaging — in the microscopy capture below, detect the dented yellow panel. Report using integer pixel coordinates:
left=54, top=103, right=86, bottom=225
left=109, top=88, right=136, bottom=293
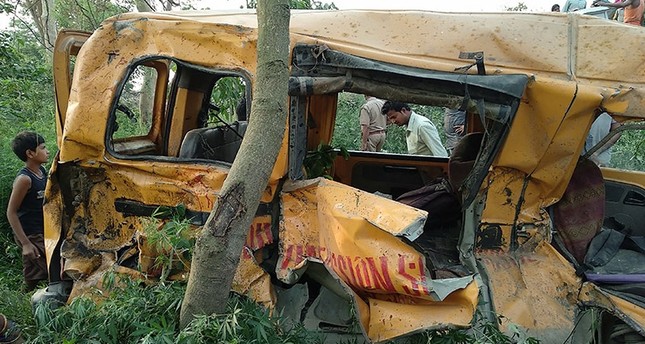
left=114, top=11, right=645, bottom=116
left=478, top=242, right=582, bottom=341
left=47, top=9, right=645, bottom=344
left=483, top=79, right=601, bottom=226
left=579, top=283, right=645, bottom=336
left=279, top=178, right=477, bottom=342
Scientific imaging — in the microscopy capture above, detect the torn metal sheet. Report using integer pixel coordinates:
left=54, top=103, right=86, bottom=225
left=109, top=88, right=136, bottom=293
left=279, top=178, right=477, bottom=342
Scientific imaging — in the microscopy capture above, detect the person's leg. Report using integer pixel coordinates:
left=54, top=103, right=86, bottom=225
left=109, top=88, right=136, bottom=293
left=374, top=133, right=386, bottom=152
left=368, top=133, right=385, bottom=152
left=22, top=234, right=48, bottom=292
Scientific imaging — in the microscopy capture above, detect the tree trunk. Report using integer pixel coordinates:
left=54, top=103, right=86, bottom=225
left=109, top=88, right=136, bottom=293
left=25, top=0, right=57, bottom=49
left=179, top=0, right=290, bottom=328
left=134, top=0, right=153, bottom=12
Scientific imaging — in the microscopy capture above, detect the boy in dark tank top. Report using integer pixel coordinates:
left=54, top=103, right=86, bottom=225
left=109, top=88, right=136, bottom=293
left=6, top=131, right=50, bottom=291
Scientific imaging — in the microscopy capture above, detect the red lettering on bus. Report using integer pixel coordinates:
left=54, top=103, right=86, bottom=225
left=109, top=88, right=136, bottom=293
left=245, top=222, right=272, bottom=250
left=355, top=257, right=373, bottom=290
left=280, top=244, right=295, bottom=269
left=346, top=255, right=358, bottom=287
left=337, top=254, right=356, bottom=287
left=306, top=244, right=317, bottom=257
left=398, top=255, right=430, bottom=297
left=296, top=245, right=304, bottom=259
left=366, top=257, right=395, bottom=292
left=278, top=244, right=433, bottom=297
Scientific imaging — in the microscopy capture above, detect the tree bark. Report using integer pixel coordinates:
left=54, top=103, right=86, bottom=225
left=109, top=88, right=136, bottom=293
left=24, top=0, right=57, bottom=49
left=134, top=0, right=153, bottom=12
left=179, top=0, right=290, bottom=328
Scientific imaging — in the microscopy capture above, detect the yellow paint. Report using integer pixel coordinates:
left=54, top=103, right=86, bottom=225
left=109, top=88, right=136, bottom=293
left=280, top=178, right=477, bottom=342
left=47, top=10, right=645, bottom=343
left=579, top=283, right=645, bottom=333
left=602, top=169, right=645, bottom=189
left=483, top=80, right=602, bottom=226
left=478, top=242, right=582, bottom=340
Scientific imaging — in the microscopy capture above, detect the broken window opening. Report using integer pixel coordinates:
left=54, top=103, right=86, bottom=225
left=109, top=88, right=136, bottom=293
left=107, top=57, right=251, bottom=165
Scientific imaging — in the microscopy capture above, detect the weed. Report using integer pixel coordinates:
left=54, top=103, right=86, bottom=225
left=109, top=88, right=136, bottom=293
left=141, top=205, right=195, bottom=281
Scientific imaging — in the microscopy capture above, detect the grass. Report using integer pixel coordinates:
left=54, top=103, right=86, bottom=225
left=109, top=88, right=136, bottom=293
left=2, top=73, right=639, bottom=344
left=28, top=275, right=327, bottom=344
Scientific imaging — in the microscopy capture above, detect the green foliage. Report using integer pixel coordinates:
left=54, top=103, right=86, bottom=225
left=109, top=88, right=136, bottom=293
left=0, top=232, right=37, bottom=338
left=505, top=2, right=528, bottom=11
left=610, top=127, right=645, bottom=171
left=209, top=77, right=246, bottom=124
left=303, top=143, right=349, bottom=179
left=31, top=280, right=185, bottom=343
left=177, top=296, right=324, bottom=344
left=330, top=92, right=363, bottom=150
left=29, top=279, right=323, bottom=344
left=0, top=1, right=14, bottom=14
left=142, top=205, right=195, bottom=281
left=0, top=30, right=54, bottom=124
left=53, top=0, right=129, bottom=31
left=0, top=28, right=53, bottom=342
left=0, top=30, right=56, bottom=232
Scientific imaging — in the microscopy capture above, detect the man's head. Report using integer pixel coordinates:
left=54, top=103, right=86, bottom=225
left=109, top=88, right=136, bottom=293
left=381, top=101, right=412, bottom=126
left=551, top=4, right=560, bottom=11
left=11, top=131, right=48, bottom=162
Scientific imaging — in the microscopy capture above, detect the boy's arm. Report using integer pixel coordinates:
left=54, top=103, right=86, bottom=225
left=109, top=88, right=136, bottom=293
left=6, top=175, right=40, bottom=259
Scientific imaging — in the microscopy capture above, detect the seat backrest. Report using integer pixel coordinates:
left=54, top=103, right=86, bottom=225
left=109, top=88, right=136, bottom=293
left=178, top=121, right=248, bottom=163
left=551, top=158, right=605, bottom=263
left=448, top=132, right=484, bottom=192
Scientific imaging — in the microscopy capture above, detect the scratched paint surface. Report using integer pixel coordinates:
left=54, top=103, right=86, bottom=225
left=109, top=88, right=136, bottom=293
left=279, top=178, right=477, bottom=342
left=45, top=10, right=645, bottom=343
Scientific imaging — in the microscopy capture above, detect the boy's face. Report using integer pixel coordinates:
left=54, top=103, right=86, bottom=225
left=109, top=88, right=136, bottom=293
left=27, top=143, right=49, bottom=164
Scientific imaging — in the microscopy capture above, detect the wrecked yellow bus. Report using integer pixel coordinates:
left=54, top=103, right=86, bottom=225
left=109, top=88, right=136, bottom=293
left=42, top=9, right=645, bottom=343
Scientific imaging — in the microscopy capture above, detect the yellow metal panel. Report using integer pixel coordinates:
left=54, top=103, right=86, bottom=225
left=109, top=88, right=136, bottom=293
left=60, top=20, right=259, bottom=162
left=478, top=242, right=581, bottom=341
left=42, top=161, right=63, bottom=271
left=602, top=169, right=645, bottom=189
left=52, top=31, right=90, bottom=147
left=233, top=250, right=276, bottom=309
left=483, top=79, right=601, bottom=226
left=279, top=178, right=477, bottom=342
left=579, top=283, right=645, bottom=334
left=307, top=94, right=338, bottom=150
left=167, top=88, right=204, bottom=157
left=368, top=282, right=478, bottom=342
left=112, top=11, right=645, bottom=117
